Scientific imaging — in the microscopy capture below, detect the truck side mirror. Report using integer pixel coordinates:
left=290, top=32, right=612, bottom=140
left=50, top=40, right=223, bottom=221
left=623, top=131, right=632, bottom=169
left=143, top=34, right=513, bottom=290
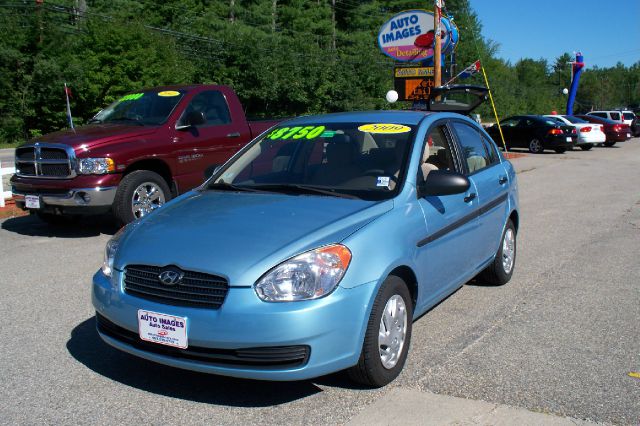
left=176, top=111, right=206, bottom=130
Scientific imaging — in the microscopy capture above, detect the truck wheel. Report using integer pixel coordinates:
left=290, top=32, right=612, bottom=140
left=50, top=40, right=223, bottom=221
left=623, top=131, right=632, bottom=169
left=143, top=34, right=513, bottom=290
left=348, top=276, right=413, bottom=387
left=113, top=170, right=171, bottom=224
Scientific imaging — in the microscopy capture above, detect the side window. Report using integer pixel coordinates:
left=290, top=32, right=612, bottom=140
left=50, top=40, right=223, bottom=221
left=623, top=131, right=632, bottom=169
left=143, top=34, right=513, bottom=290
left=419, top=124, right=456, bottom=180
left=452, top=122, right=490, bottom=174
left=501, top=118, right=519, bottom=127
left=609, top=112, right=621, bottom=121
left=481, top=135, right=500, bottom=165
left=182, top=91, right=231, bottom=126
left=592, top=113, right=606, bottom=119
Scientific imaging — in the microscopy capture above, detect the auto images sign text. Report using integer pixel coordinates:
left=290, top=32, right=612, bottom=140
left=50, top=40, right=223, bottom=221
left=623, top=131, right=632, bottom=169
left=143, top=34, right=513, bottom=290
left=377, top=10, right=458, bottom=62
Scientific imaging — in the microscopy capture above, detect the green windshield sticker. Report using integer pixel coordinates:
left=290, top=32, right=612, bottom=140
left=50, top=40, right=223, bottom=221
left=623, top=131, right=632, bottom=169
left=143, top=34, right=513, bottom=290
left=268, top=125, right=327, bottom=140
left=119, top=93, right=144, bottom=102
left=320, top=130, right=336, bottom=138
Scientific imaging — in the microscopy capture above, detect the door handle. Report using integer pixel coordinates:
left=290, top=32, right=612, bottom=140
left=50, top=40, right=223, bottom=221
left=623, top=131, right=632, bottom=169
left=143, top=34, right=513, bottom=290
left=498, top=176, right=508, bottom=184
left=464, top=193, right=477, bottom=203
left=226, top=132, right=241, bottom=138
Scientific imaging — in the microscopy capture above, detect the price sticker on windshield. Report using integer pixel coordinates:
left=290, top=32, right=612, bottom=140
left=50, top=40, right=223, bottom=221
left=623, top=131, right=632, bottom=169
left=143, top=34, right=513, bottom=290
left=119, top=93, right=144, bottom=102
left=358, top=123, right=412, bottom=134
left=268, top=125, right=327, bottom=140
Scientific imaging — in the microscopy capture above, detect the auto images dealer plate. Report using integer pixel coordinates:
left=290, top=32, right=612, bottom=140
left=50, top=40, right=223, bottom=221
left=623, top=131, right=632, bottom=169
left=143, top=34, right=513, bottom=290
left=25, top=195, right=40, bottom=209
left=138, top=310, right=188, bottom=349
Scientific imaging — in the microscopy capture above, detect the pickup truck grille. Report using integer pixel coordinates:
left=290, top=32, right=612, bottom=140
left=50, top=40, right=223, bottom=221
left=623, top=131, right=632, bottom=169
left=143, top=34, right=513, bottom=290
left=15, top=144, right=75, bottom=179
left=124, top=265, right=229, bottom=309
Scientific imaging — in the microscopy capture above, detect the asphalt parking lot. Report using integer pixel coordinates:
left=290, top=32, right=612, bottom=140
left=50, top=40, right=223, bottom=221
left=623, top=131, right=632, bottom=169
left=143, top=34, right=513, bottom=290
left=1, top=141, right=639, bottom=425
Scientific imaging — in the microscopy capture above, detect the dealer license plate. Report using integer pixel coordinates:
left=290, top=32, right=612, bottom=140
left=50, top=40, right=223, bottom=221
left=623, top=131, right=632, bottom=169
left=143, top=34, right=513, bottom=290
left=138, top=310, right=188, bottom=349
left=25, top=195, right=40, bottom=209
left=566, top=137, right=572, bottom=142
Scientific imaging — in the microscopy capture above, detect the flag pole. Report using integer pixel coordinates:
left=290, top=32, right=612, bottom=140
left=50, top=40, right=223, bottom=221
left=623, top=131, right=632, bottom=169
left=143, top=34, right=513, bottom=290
left=64, top=82, right=75, bottom=132
left=481, top=67, right=506, bottom=151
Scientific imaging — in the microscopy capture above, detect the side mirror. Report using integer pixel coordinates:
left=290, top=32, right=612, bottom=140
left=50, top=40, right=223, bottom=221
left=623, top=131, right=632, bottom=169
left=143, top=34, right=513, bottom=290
left=418, top=170, right=470, bottom=197
left=176, top=111, right=206, bottom=130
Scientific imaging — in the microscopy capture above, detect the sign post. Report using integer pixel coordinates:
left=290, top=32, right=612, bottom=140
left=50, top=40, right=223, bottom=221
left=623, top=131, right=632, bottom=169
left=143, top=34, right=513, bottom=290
left=433, top=1, right=442, bottom=91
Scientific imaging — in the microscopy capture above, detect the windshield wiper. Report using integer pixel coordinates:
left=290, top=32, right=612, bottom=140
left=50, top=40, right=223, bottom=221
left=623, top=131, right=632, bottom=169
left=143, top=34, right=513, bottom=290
left=87, top=118, right=102, bottom=124
left=110, top=117, right=145, bottom=126
left=207, top=182, right=269, bottom=193
left=251, top=184, right=359, bottom=199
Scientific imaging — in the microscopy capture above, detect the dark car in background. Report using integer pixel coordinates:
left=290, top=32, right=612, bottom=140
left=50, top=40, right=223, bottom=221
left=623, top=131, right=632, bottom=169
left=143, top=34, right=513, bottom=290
left=574, top=115, right=631, bottom=146
left=486, top=115, right=577, bottom=154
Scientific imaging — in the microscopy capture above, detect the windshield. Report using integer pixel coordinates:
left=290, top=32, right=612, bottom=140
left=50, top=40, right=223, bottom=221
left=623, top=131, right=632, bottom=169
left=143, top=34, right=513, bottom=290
left=209, top=122, right=415, bottom=201
left=563, top=115, right=587, bottom=124
left=92, top=90, right=185, bottom=125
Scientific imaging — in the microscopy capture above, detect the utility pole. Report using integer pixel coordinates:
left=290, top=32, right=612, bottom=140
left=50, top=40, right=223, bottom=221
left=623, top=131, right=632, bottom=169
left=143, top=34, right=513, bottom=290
left=271, top=0, right=277, bottom=32
left=331, top=0, right=336, bottom=51
left=433, top=0, right=442, bottom=89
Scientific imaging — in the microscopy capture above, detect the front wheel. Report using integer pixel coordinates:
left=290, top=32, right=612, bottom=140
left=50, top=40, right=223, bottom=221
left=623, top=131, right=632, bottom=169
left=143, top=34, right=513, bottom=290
left=528, top=138, right=544, bottom=154
left=113, top=170, right=171, bottom=224
left=348, top=276, right=413, bottom=387
left=580, top=145, right=593, bottom=151
left=479, top=219, right=517, bottom=286
left=554, top=147, right=566, bottom=154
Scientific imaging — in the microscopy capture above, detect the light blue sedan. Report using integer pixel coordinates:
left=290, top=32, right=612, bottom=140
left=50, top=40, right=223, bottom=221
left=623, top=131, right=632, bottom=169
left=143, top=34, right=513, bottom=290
left=93, top=107, right=519, bottom=387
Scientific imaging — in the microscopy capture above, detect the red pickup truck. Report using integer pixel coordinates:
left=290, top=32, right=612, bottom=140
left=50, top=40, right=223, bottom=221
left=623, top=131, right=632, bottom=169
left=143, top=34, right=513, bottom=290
left=11, top=85, right=279, bottom=223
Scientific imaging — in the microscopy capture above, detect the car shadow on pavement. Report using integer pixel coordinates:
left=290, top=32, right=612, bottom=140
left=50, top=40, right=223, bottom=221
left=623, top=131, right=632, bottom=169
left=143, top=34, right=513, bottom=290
left=1, top=214, right=119, bottom=238
left=67, top=317, right=330, bottom=406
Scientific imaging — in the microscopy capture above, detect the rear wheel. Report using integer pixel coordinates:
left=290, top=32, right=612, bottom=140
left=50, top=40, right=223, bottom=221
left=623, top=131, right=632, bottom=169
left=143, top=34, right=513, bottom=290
left=554, top=148, right=566, bottom=154
left=348, top=276, right=413, bottom=387
left=528, top=138, right=544, bottom=154
left=580, top=145, right=593, bottom=151
left=603, top=141, right=616, bottom=147
left=479, top=219, right=516, bottom=286
left=113, top=170, right=171, bottom=224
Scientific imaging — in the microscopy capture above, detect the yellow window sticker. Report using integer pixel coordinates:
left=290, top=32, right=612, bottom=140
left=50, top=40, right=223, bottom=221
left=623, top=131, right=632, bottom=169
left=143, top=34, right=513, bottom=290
left=358, top=123, right=411, bottom=134
left=158, top=90, right=180, bottom=97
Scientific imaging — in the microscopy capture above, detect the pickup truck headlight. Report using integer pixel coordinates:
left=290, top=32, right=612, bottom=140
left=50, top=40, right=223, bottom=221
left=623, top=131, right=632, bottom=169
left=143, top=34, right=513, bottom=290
left=255, top=244, right=351, bottom=302
left=101, top=226, right=127, bottom=277
left=78, top=157, right=115, bottom=174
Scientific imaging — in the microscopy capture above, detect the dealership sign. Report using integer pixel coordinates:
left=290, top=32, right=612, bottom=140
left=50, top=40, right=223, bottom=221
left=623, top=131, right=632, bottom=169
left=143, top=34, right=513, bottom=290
left=378, top=10, right=459, bottom=62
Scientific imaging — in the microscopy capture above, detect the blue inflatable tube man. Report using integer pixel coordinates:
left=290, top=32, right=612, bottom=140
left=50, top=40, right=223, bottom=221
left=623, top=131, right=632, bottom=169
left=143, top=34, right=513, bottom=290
left=566, top=53, right=584, bottom=115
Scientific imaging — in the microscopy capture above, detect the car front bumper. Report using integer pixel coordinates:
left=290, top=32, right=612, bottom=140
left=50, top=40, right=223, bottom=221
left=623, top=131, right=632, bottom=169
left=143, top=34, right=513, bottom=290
left=92, top=270, right=375, bottom=381
left=13, top=186, right=117, bottom=208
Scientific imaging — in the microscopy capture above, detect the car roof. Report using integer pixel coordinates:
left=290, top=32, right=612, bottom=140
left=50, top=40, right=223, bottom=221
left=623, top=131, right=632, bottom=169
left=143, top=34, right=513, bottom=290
left=282, top=110, right=436, bottom=126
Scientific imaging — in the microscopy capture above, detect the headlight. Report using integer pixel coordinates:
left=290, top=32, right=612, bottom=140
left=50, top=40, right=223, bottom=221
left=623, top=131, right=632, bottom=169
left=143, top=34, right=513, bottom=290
left=78, top=157, right=115, bottom=174
left=101, top=226, right=127, bottom=277
left=255, top=244, right=351, bottom=302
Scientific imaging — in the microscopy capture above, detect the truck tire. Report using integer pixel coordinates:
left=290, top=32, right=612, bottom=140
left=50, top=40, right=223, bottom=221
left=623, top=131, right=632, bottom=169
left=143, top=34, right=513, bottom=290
left=113, top=170, right=171, bottom=224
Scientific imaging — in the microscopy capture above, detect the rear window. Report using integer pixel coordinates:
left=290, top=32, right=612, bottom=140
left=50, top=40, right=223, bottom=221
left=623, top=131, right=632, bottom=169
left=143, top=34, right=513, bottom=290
left=623, top=112, right=635, bottom=120
left=564, top=116, right=587, bottom=124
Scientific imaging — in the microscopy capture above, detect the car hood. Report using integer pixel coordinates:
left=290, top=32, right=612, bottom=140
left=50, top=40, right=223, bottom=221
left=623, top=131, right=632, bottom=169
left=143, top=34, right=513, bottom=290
left=28, top=123, right=158, bottom=152
left=115, top=191, right=393, bottom=287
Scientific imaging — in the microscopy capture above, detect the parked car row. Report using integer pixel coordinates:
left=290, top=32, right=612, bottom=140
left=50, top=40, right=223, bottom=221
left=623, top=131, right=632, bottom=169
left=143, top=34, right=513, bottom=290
left=485, top=111, right=634, bottom=154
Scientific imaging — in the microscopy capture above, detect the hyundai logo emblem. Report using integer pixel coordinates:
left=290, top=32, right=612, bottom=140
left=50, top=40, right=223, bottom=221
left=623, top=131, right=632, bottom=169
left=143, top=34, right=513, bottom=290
left=158, top=267, right=184, bottom=286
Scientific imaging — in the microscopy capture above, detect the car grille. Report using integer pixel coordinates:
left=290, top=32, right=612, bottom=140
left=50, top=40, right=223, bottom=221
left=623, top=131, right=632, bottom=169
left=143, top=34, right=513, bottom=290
left=15, top=144, right=74, bottom=178
left=96, top=313, right=310, bottom=368
left=124, top=265, right=229, bottom=309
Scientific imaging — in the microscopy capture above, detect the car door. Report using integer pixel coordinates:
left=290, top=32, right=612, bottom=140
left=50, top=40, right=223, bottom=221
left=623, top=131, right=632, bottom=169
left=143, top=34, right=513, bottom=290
left=414, top=121, right=481, bottom=305
left=170, top=90, right=250, bottom=191
left=496, top=117, right=521, bottom=149
left=451, top=120, right=509, bottom=268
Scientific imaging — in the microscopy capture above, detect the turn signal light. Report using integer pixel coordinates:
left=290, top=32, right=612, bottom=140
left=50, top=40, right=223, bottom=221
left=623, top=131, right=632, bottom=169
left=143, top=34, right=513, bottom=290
left=580, top=127, right=592, bottom=132
left=548, top=128, right=563, bottom=135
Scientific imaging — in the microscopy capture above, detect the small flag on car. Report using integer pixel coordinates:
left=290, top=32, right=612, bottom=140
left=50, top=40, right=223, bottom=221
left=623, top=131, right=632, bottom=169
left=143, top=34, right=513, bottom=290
left=64, top=82, right=74, bottom=131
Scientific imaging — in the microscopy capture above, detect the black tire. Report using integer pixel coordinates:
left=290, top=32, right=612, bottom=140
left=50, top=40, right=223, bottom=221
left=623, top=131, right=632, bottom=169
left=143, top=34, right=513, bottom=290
left=348, top=276, right=413, bottom=387
left=603, top=141, right=615, bottom=147
left=113, top=170, right=171, bottom=225
left=554, top=148, right=566, bottom=154
left=479, top=219, right=517, bottom=286
left=580, top=145, right=593, bottom=151
left=528, top=138, right=544, bottom=154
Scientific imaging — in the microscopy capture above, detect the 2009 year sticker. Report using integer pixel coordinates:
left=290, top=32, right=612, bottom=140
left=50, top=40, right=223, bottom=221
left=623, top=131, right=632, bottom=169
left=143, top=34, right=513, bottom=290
left=358, top=123, right=412, bottom=134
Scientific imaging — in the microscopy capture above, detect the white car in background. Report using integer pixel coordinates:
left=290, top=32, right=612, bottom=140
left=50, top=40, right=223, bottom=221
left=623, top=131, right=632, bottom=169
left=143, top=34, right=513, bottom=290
left=544, top=115, right=606, bottom=150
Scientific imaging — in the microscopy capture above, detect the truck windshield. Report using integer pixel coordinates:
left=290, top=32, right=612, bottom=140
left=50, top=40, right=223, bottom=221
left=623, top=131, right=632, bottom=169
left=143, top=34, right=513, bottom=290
left=91, top=90, right=185, bottom=126
left=209, top=122, right=415, bottom=201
